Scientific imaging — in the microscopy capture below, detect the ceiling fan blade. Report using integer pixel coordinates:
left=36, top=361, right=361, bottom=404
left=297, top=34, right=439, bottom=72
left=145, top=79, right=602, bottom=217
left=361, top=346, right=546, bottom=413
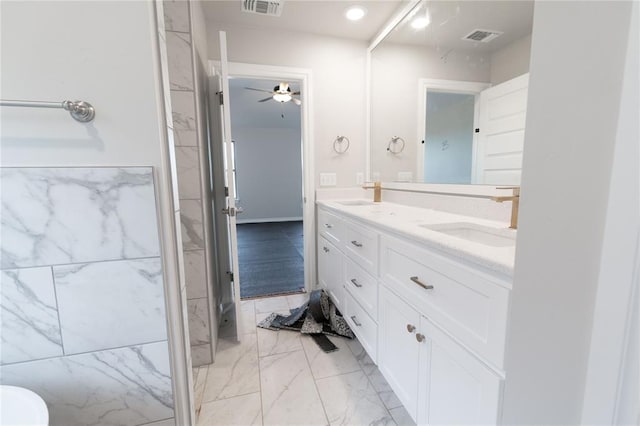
left=245, top=87, right=273, bottom=93
left=292, top=91, right=301, bottom=95
left=258, top=96, right=273, bottom=102
left=292, top=98, right=302, bottom=106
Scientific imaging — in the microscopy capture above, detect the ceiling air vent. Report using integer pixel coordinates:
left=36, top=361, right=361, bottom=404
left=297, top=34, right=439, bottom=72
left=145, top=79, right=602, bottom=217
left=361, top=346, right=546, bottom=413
left=462, top=29, right=503, bottom=43
left=241, top=0, right=284, bottom=17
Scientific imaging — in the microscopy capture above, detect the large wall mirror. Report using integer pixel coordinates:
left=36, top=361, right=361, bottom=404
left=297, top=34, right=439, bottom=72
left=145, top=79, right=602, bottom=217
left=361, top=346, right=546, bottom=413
left=369, top=0, right=534, bottom=186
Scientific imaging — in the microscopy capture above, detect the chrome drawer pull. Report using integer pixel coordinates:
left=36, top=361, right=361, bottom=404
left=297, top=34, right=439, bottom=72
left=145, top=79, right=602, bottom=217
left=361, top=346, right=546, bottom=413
left=406, top=324, right=416, bottom=333
left=323, top=246, right=330, bottom=253
left=324, top=223, right=333, bottom=228
left=410, top=276, right=434, bottom=290
left=416, top=333, right=425, bottom=343
left=350, top=278, right=363, bottom=288
left=351, top=240, right=363, bottom=247
left=351, top=316, right=362, bottom=327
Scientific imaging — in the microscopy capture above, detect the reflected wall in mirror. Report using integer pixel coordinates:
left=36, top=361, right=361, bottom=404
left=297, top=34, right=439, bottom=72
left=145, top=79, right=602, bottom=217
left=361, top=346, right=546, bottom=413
left=370, top=0, right=534, bottom=185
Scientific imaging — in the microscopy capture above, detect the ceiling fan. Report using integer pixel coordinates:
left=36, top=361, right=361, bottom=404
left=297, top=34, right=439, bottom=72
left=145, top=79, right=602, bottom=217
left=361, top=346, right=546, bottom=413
left=245, top=82, right=302, bottom=105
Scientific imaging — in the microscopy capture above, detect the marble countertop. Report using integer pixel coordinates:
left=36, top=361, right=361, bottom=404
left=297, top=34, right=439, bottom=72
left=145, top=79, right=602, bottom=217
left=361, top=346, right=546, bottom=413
left=317, top=199, right=516, bottom=280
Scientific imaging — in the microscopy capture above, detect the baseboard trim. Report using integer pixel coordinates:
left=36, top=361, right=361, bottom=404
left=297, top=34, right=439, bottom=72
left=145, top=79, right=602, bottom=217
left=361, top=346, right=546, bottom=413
left=237, top=217, right=303, bottom=224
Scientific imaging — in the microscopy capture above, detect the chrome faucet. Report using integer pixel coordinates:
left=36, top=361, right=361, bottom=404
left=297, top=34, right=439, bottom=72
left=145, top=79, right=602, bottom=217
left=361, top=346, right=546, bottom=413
left=363, top=181, right=382, bottom=202
left=491, top=186, right=520, bottom=229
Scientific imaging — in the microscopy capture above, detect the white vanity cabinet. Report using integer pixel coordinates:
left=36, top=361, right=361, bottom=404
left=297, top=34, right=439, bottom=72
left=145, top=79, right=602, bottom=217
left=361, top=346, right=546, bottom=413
left=316, top=202, right=512, bottom=425
left=317, top=206, right=380, bottom=361
left=379, top=286, right=502, bottom=425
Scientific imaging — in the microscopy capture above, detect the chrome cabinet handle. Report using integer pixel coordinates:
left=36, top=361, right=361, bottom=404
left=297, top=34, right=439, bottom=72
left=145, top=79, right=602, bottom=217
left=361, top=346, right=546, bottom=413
left=410, top=276, right=434, bottom=290
left=406, top=324, right=416, bottom=333
left=323, top=246, right=330, bottom=253
left=351, top=240, right=363, bottom=247
left=351, top=316, right=362, bottom=327
left=324, top=223, right=333, bottom=228
left=416, top=333, right=425, bottom=343
left=350, top=278, right=363, bottom=288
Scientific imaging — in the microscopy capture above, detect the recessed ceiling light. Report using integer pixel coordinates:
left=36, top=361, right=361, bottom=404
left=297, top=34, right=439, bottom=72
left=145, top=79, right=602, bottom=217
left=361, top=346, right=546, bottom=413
left=345, top=6, right=367, bottom=21
left=411, top=15, right=431, bottom=29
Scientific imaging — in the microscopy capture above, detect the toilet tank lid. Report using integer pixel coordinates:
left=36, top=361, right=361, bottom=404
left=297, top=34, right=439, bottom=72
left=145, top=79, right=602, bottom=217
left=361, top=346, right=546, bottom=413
left=0, top=385, right=49, bottom=426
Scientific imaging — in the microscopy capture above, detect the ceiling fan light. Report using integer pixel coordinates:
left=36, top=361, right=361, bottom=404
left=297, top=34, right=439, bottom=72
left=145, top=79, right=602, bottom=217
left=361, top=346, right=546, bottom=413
left=345, top=6, right=366, bottom=21
left=273, top=93, right=292, bottom=103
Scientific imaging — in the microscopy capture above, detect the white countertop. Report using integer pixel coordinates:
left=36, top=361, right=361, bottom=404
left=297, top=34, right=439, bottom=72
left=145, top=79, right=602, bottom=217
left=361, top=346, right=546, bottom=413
left=317, top=199, right=516, bottom=280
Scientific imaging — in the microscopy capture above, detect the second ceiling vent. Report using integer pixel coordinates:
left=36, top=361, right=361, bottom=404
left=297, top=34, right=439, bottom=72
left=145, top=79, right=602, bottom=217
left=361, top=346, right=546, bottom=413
left=241, top=0, right=284, bottom=17
left=462, top=29, right=503, bottom=43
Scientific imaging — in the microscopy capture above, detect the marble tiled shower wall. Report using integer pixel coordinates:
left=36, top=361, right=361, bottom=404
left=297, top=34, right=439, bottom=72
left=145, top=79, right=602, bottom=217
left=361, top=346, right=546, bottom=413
left=162, top=0, right=215, bottom=366
left=0, top=167, right=175, bottom=426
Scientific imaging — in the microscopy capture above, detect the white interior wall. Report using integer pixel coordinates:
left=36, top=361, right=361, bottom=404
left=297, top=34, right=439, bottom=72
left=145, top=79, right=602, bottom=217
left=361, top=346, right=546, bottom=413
left=501, top=2, right=635, bottom=424
left=490, top=34, right=532, bottom=85
left=1, top=0, right=189, bottom=423
left=581, top=2, right=639, bottom=423
left=206, top=24, right=367, bottom=188
left=370, top=42, right=490, bottom=182
left=233, top=127, right=303, bottom=222
left=1, top=1, right=162, bottom=167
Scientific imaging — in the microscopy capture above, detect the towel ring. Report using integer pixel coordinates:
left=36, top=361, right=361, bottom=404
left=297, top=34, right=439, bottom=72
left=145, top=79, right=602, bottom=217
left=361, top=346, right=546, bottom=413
left=387, top=136, right=405, bottom=154
left=333, top=136, right=350, bottom=154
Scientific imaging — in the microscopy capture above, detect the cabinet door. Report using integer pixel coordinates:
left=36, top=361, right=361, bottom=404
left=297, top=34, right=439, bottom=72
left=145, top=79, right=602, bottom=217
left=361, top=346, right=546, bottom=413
left=420, top=318, right=502, bottom=425
left=317, top=236, right=344, bottom=310
left=378, top=286, right=422, bottom=422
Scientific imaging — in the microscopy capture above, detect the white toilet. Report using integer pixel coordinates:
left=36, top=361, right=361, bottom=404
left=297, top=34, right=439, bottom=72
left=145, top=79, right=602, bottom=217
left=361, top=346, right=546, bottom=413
left=0, top=385, right=49, bottom=426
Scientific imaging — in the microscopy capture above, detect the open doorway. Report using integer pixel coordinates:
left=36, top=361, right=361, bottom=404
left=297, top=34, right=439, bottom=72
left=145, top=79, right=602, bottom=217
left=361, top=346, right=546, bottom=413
left=228, top=77, right=305, bottom=299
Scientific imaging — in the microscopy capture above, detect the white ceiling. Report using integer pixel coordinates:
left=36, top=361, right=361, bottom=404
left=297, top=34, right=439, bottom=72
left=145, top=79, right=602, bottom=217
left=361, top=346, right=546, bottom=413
left=201, top=0, right=406, bottom=42
left=229, top=77, right=302, bottom=129
left=201, top=1, right=533, bottom=52
left=384, top=1, right=534, bottom=52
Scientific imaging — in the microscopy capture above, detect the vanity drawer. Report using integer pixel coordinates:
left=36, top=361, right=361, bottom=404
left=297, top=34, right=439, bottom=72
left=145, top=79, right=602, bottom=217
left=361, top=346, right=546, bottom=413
left=344, top=257, right=378, bottom=321
left=380, top=235, right=510, bottom=368
left=343, top=219, right=379, bottom=275
left=318, top=208, right=343, bottom=245
left=345, top=289, right=377, bottom=363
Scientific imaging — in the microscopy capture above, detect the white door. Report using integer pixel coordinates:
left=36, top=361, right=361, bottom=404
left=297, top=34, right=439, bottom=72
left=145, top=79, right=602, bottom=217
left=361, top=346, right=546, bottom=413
left=475, top=73, right=529, bottom=184
left=317, top=236, right=343, bottom=311
left=208, top=31, right=243, bottom=340
left=378, top=286, right=423, bottom=422
left=421, top=317, right=502, bottom=425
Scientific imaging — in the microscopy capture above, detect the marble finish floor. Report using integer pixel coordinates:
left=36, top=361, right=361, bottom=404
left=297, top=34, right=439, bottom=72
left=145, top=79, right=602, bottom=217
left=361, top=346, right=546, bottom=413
left=192, top=294, right=415, bottom=426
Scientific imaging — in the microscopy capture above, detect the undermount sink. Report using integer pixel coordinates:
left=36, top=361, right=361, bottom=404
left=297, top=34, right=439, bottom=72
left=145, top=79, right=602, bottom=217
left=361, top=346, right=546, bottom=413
left=336, top=200, right=375, bottom=206
left=421, top=222, right=516, bottom=247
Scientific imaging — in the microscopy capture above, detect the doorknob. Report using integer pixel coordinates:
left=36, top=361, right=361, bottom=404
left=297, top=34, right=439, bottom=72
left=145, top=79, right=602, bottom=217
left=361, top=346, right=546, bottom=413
left=236, top=206, right=244, bottom=214
left=406, top=324, right=416, bottom=333
left=416, top=333, right=425, bottom=343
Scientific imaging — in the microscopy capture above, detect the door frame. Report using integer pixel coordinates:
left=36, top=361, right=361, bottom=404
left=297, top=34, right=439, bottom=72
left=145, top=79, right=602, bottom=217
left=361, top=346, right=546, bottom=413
left=416, top=79, right=490, bottom=183
left=213, top=61, right=315, bottom=295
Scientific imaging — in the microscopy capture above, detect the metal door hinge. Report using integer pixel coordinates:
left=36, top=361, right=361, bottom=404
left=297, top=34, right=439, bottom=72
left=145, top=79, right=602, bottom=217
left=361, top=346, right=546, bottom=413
left=225, top=186, right=229, bottom=197
left=216, top=91, right=224, bottom=105
left=227, top=271, right=234, bottom=281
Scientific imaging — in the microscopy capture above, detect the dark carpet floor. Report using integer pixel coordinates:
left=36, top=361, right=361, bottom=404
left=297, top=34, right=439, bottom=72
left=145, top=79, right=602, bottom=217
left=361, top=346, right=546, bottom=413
left=237, top=221, right=305, bottom=299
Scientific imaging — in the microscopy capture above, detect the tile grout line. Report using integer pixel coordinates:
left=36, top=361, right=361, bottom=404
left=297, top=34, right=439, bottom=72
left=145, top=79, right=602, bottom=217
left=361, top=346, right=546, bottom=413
left=49, top=266, right=66, bottom=357
left=253, top=301, right=266, bottom=426
left=299, top=334, right=332, bottom=426
left=1, top=339, right=169, bottom=367
left=2, top=254, right=163, bottom=273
